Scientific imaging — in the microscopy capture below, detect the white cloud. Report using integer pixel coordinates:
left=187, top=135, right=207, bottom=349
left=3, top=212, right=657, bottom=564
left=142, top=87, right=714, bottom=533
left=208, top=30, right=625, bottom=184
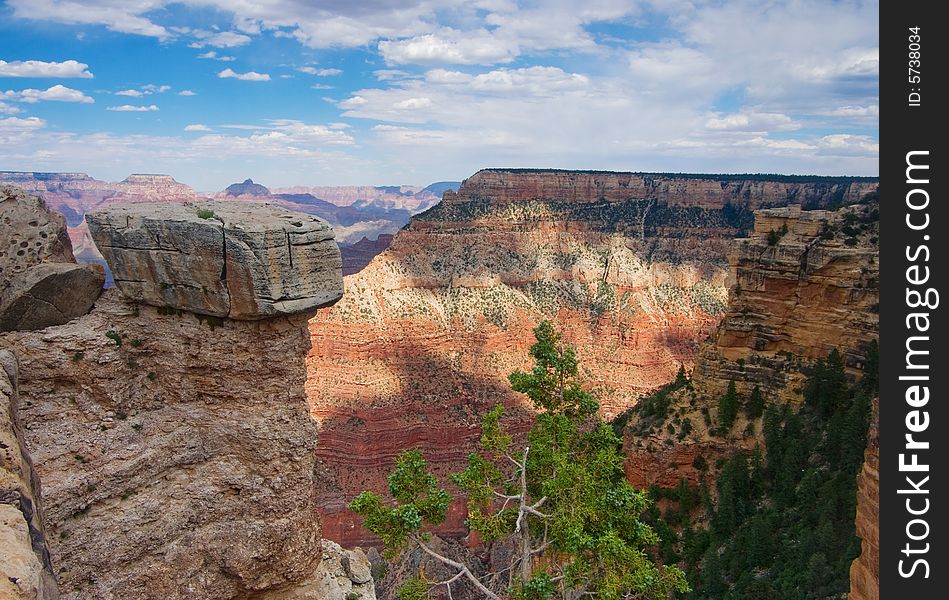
left=310, top=83, right=334, bottom=90
left=824, top=105, right=879, bottom=118
left=184, top=123, right=211, bottom=131
left=0, top=102, right=22, bottom=114
left=393, top=97, right=433, bottom=110
left=0, top=59, right=93, bottom=78
left=218, top=68, right=271, bottom=81
left=197, top=50, right=236, bottom=61
left=116, top=89, right=144, bottom=97
left=374, top=69, right=412, bottom=81
left=191, top=30, right=252, bottom=48
left=380, top=31, right=517, bottom=66
left=2, top=84, right=94, bottom=104
left=7, top=0, right=170, bottom=38
left=107, top=104, right=159, bottom=112
left=705, top=111, right=800, bottom=132
left=178, top=90, right=197, bottom=96
left=298, top=66, right=342, bottom=76
left=0, top=116, right=45, bottom=130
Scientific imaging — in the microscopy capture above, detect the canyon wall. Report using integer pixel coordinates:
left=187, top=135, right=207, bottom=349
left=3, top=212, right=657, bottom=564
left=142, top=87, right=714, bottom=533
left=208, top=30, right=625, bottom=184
left=1, top=199, right=348, bottom=599
left=623, top=197, right=879, bottom=489
left=849, top=396, right=879, bottom=600
left=306, top=169, right=876, bottom=547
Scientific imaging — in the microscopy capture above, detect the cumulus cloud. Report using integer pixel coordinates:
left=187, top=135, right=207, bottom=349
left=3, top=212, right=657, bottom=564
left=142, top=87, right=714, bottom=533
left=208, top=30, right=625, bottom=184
left=178, top=90, right=197, bottom=96
left=197, top=50, right=236, bottom=61
left=116, top=89, right=143, bottom=97
left=218, top=68, right=270, bottom=81
left=107, top=104, right=159, bottom=112
left=2, top=84, right=94, bottom=104
left=190, top=30, right=251, bottom=48
left=0, top=59, right=93, bottom=78
left=705, top=111, right=801, bottom=132
left=184, top=123, right=211, bottom=131
left=380, top=31, right=517, bottom=66
left=298, top=67, right=342, bottom=76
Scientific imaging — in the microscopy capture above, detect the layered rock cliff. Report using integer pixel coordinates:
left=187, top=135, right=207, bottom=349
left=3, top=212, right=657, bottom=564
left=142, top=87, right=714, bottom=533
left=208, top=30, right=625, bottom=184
left=0, top=348, right=58, bottom=600
left=623, top=197, right=879, bottom=489
left=1, top=202, right=347, bottom=599
left=849, top=396, right=879, bottom=600
left=305, top=169, right=877, bottom=547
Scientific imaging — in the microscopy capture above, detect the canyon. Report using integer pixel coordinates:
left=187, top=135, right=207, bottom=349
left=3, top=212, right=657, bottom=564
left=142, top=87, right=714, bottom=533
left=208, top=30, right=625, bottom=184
left=304, top=168, right=878, bottom=547
left=0, top=168, right=880, bottom=599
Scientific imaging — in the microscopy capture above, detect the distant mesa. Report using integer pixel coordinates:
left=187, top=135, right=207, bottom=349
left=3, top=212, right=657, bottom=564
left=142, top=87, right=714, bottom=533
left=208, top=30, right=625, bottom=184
left=421, top=181, right=461, bottom=197
left=225, top=178, right=271, bottom=197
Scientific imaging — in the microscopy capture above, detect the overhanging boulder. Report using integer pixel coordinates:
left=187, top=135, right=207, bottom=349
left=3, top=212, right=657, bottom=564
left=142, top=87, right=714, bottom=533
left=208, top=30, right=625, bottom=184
left=86, top=201, right=343, bottom=319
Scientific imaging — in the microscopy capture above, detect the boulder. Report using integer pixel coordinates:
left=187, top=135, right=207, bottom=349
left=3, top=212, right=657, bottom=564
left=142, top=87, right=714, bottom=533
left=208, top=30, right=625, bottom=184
left=0, top=264, right=104, bottom=332
left=86, top=201, right=343, bottom=319
left=0, top=187, right=74, bottom=289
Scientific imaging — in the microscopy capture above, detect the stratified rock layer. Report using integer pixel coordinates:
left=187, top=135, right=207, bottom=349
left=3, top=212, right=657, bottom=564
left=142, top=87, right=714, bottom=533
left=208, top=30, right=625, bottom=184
left=623, top=199, right=879, bottom=490
left=849, top=396, right=879, bottom=600
left=0, top=348, right=58, bottom=600
left=5, top=292, right=324, bottom=600
left=306, top=169, right=877, bottom=547
left=86, top=201, right=343, bottom=319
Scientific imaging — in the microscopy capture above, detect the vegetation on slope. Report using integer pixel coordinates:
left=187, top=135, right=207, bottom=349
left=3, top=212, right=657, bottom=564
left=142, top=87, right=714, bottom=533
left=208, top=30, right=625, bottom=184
left=629, top=344, right=877, bottom=599
left=351, top=322, right=687, bottom=599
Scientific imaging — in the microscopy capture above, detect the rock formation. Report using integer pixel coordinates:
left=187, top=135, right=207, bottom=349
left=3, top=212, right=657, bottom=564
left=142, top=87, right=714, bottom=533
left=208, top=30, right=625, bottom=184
left=340, top=235, right=394, bottom=276
left=849, top=396, right=879, bottom=600
left=1, top=200, right=347, bottom=599
left=443, top=169, right=876, bottom=209
left=305, top=169, right=877, bottom=546
left=225, top=179, right=271, bottom=197
left=86, top=201, right=342, bottom=319
left=0, top=347, right=58, bottom=600
left=0, top=187, right=103, bottom=332
left=258, top=541, right=376, bottom=600
left=622, top=198, right=879, bottom=489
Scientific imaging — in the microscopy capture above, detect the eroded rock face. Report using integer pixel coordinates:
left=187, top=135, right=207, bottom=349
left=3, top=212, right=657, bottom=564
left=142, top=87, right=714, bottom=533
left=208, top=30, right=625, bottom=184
left=4, top=292, right=324, bottom=600
left=258, top=541, right=376, bottom=600
left=444, top=169, right=877, bottom=209
left=0, top=187, right=103, bottom=332
left=623, top=199, right=879, bottom=491
left=305, top=170, right=875, bottom=547
left=0, top=263, right=104, bottom=332
left=86, top=201, right=343, bottom=319
left=849, top=396, right=879, bottom=600
left=0, top=348, right=58, bottom=600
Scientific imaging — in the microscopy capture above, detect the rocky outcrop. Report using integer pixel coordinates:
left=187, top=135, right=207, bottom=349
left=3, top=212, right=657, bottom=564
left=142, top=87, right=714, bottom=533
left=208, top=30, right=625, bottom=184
left=849, top=396, right=879, bottom=600
left=5, top=290, right=326, bottom=600
left=0, top=264, right=104, bottom=332
left=0, top=198, right=351, bottom=599
left=225, top=179, right=271, bottom=197
left=693, top=202, right=879, bottom=403
left=259, top=541, right=376, bottom=600
left=622, top=198, right=879, bottom=490
left=0, top=188, right=103, bottom=332
left=444, top=169, right=877, bottom=210
left=0, top=348, right=58, bottom=600
left=86, top=201, right=343, bottom=319
left=305, top=170, right=876, bottom=547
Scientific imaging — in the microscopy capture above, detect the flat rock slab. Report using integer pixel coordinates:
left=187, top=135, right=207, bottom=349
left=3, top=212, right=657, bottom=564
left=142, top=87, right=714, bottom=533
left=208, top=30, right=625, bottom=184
left=0, top=263, right=104, bottom=331
left=86, top=201, right=343, bottom=319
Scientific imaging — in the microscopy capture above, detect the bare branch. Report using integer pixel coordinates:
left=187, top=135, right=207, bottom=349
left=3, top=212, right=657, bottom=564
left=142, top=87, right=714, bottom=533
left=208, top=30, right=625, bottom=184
left=413, top=536, right=502, bottom=600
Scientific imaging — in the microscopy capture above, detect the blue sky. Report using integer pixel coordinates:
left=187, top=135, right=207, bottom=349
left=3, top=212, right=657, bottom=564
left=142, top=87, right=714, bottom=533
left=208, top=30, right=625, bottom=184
left=0, top=0, right=878, bottom=191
